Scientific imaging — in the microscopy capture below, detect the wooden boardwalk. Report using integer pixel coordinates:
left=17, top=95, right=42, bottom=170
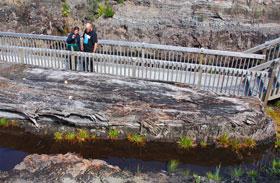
left=0, top=32, right=279, bottom=103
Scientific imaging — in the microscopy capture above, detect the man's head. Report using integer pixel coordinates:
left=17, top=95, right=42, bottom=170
left=73, top=26, right=80, bottom=35
left=85, top=23, right=94, bottom=33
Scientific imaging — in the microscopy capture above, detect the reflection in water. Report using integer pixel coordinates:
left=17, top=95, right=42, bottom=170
left=0, top=127, right=278, bottom=175
left=0, top=147, right=27, bottom=171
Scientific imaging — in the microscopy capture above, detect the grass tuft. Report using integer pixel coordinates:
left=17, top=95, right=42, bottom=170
left=65, top=132, right=76, bottom=141
left=167, top=160, right=179, bottom=173
left=243, top=138, right=256, bottom=149
left=231, top=167, right=244, bottom=178
left=206, top=165, right=222, bottom=182
left=271, top=159, right=280, bottom=175
left=108, top=129, right=120, bottom=139
left=77, top=129, right=90, bottom=142
left=247, top=170, right=258, bottom=183
left=0, top=118, right=9, bottom=127
left=177, top=136, right=194, bottom=149
left=199, top=140, right=207, bottom=148
left=217, top=133, right=230, bottom=148
left=127, top=134, right=145, bottom=146
left=54, top=132, right=63, bottom=141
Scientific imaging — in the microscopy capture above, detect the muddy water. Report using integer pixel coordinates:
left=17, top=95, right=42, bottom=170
left=0, top=127, right=278, bottom=175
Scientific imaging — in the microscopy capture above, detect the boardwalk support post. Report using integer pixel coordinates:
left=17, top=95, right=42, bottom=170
left=197, top=48, right=204, bottom=89
left=263, top=61, right=278, bottom=106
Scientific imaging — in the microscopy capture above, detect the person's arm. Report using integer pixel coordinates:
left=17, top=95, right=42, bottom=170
left=92, top=32, right=98, bottom=53
left=66, top=33, right=75, bottom=44
left=93, top=43, right=97, bottom=53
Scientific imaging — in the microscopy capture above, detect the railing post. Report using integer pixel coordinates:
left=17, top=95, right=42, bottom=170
left=197, top=48, right=204, bottom=89
left=263, top=61, right=278, bottom=106
left=19, top=48, right=24, bottom=64
left=141, top=43, right=145, bottom=59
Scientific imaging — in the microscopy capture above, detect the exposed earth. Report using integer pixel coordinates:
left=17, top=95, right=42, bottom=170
left=0, top=0, right=280, bottom=51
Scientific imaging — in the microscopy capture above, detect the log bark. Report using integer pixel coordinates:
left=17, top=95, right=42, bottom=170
left=0, top=63, right=275, bottom=143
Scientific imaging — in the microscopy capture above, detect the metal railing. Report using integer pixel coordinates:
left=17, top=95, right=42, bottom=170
left=245, top=37, right=280, bottom=62
left=0, top=32, right=265, bottom=69
left=0, top=45, right=269, bottom=99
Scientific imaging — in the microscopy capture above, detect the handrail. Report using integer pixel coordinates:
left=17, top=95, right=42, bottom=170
left=0, top=31, right=265, bottom=60
left=244, top=37, right=280, bottom=53
left=249, top=58, right=280, bottom=71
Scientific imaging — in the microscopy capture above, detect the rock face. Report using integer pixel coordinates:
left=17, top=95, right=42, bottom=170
left=0, top=153, right=192, bottom=183
left=0, top=63, right=275, bottom=143
left=0, top=0, right=280, bottom=50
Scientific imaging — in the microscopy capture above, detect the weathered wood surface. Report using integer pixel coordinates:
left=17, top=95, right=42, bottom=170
left=0, top=62, right=275, bottom=142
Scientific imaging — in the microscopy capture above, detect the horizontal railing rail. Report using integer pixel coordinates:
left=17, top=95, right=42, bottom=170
left=0, top=45, right=269, bottom=99
left=245, top=37, right=280, bottom=62
left=0, top=32, right=265, bottom=69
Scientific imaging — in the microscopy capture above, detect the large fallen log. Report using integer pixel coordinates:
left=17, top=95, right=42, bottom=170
left=0, top=63, right=275, bottom=143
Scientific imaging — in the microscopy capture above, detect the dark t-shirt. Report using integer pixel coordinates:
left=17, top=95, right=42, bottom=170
left=83, top=31, right=98, bottom=52
left=66, top=33, right=81, bottom=51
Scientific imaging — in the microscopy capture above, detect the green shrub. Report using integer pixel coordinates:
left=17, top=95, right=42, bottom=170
left=108, top=129, right=120, bottom=139
left=0, top=118, right=9, bottom=127
left=206, top=165, right=222, bottom=182
left=103, top=4, right=114, bottom=18
left=177, top=136, right=194, bottom=149
left=97, top=3, right=105, bottom=17
left=61, top=1, right=71, bottom=17
left=167, top=160, right=179, bottom=172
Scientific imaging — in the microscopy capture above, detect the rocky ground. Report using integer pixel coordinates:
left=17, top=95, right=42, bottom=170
left=0, top=62, right=276, bottom=144
left=0, top=153, right=192, bottom=183
left=0, top=153, right=279, bottom=183
left=0, top=0, right=280, bottom=51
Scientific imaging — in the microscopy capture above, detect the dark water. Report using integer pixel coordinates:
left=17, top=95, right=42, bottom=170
left=0, top=127, right=278, bottom=176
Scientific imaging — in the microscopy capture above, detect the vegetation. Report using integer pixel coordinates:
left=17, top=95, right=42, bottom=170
left=65, top=132, right=76, bottom=141
left=91, top=134, right=97, bottom=141
left=199, top=140, right=207, bottom=148
left=231, top=167, right=244, bottom=178
left=108, top=129, right=120, bottom=139
left=275, top=139, right=280, bottom=149
left=243, top=137, right=256, bottom=149
left=247, top=170, right=258, bottom=183
left=206, top=165, right=222, bottom=182
left=167, top=160, right=179, bottom=172
left=265, top=106, right=280, bottom=149
left=229, top=138, right=241, bottom=152
left=270, top=159, right=280, bottom=175
left=177, top=136, right=194, bottom=149
left=193, top=174, right=201, bottom=183
left=61, top=0, right=71, bottom=17
left=127, top=134, right=145, bottom=145
left=87, top=0, right=115, bottom=19
left=77, top=129, right=90, bottom=142
left=54, top=132, right=63, bottom=141
left=217, top=133, right=230, bottom=148
left=0, top=118, right=9, bottom=127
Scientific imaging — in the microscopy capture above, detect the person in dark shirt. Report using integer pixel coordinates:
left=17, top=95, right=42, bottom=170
left=82, top=23, right=98, bottom=72
left=66, top=27, right=81, bottom=70
left=66, top=26, right=81, bottom=51
left=82, top=23, right=98, bottom=53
